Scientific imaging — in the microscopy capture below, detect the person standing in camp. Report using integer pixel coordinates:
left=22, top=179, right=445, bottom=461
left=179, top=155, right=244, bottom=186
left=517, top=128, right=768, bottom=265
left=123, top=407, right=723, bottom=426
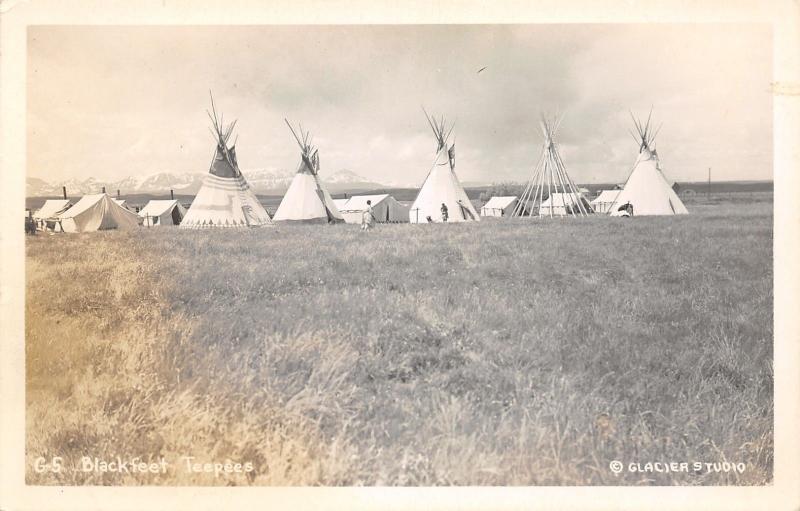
left=617, top=201, right=634, bottom=217
left=25, top=212, right=36, bottom=235
left=623, top=201, right=634, bottom=216
left=361, top=200, right=375, bottom=231
left=440, top=203, right=449, bottom=222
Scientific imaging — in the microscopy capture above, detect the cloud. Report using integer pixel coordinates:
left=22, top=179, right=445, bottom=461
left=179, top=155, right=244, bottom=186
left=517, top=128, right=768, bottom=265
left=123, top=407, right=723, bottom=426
left=27, top=24, right=772, bottom=186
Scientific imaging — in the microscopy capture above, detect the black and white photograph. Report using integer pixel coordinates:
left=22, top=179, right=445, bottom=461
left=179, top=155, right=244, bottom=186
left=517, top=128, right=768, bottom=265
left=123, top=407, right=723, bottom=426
left=1, top=1, right=799, bottom=510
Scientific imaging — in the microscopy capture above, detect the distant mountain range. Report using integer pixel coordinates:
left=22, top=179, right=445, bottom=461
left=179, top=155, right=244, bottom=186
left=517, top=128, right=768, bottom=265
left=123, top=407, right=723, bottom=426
left=26, top=169, right=386, bottom=197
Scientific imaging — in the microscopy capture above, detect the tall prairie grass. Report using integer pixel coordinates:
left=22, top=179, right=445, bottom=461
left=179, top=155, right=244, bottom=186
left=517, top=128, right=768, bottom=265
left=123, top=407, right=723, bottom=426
left=26, top=201, right=772, bottom=485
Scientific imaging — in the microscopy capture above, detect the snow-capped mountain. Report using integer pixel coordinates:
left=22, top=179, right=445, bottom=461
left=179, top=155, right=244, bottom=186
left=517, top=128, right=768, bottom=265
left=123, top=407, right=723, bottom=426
left=324, top=169, right=370, bottom=184
left=26, top=169, right=385, bottom=197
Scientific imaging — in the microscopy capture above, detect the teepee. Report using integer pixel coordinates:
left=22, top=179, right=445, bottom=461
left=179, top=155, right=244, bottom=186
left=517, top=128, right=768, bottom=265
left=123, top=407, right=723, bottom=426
left=409, top=110, right=479, bottom=223
left=272, top=120, right=344, bottom=224
left=180, top=95, right=273, bottom=229
left=607, top=112, right=688, bottom=216
left=512, top=114, right=592, bottom=218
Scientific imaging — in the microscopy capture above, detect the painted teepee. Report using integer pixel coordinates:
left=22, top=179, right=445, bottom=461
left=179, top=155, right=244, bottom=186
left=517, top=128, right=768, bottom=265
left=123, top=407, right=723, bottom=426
left=180, top=95, right=273, bottom=228
left=272, top=120, right=344, bottom=224
left=512, top=114, right=592, bottom=218
left=409, top=110, right=479, bottom=223
left=607, top=111, right=688, bottom=216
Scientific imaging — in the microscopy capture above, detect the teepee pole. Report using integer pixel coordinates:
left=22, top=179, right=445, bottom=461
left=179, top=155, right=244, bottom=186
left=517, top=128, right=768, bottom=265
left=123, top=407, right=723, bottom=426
left=515, top=153, right=540, bottom=217
left=550, top=137, right=570, bottom=215
left=554, top=158, right=572, bottom=216
left=553, top=146, right=585, bottom=215
left=546, top=146, right=554, bottom=218
left=536, top=153, right=547, bottom=217
left=284, top=119, right=305, bottom=151
left=517, top=146, right=545, bottom=217
left=525, top=163, right=541, bottom=216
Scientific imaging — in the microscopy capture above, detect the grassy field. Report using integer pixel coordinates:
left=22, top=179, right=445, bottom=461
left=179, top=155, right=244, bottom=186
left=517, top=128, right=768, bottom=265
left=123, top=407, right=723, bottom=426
left=25, top=199, right=773, bottom=485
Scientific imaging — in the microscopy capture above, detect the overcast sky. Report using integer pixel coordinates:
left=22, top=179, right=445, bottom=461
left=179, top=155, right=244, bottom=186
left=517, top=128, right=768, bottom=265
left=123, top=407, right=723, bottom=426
left=28, top=24, right=772, bottom=186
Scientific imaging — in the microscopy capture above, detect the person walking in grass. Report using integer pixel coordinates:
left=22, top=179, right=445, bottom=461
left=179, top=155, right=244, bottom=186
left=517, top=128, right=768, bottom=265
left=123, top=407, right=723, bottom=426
left=440, top=203, right=449, bottom=222
left=361, top=200, right=375, bottom=231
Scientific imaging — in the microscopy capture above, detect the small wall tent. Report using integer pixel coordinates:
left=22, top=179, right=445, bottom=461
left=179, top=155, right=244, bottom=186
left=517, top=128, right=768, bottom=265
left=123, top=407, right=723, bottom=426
left=57, top=193, right=141, bottom=232
left=538, top=192, right=594, bottom=216
left=140, top=199, right=188, bottom=226
left=332, top=198, right=350, bottom=212
left=33, top=199, right=72, bottom=224
left=480, top=196, right=519, bottom=217
left=336, top=194, right=410, bottom=224
left=591, top=190, right=621, bottom=214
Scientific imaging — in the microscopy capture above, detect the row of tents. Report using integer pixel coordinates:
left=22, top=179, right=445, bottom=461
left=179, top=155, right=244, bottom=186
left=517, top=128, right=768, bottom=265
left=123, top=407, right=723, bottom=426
left=29, top=185, right=628, bottom=233
left=30, top=192, right=416, bottom=232
left=29, top=101, right=687, bottom=233
left=480, top=189, right=622, bottom=217
left=30, top=196, right=187, bottom=232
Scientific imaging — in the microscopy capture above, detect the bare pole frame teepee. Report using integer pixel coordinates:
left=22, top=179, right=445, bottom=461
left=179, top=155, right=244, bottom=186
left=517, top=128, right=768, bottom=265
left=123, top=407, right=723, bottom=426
left=511, top=113, right=592, bottom=218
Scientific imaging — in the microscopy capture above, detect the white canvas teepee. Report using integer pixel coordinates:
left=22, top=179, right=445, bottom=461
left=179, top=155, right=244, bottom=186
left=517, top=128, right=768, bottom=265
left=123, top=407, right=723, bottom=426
left=608, top=112, right=689, bottom=216
left=58, top=193, right=141, bottom=233
left=272, top=120, right=344, bottom=224
left=409, top=110, right=479, bottom=223
left=512, top=114, right=592, bottom=218
left=181, top=95, right=273, bottom=229
left=140, top=199, right=188, bottom=226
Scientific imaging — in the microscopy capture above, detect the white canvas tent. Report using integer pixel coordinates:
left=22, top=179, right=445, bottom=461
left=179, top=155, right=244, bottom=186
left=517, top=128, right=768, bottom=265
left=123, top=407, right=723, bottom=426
left=591, top=190, right=621, bottom=213
left=57, top=193, right=141, bottom=233
left=480, top=196, right=519, bottom=217
left=181, top=95, right=273, bottom=228
left=409, top=110, right=479, bottom=223
left=113, top=199, right=130, bottom=210
left=608, top=112, right=689, bottom=216
left=539, top=192, right=594, bottom=216
left=332, top=198, right=350, bottom=212
left=272, top=120, right=344, bottom=224
left=33, top=199, right=72, bottom=227
left=140, top=199, right=188, bottom=226
left=336, top=194, right=410, bottom=224
left=512, top=114, right=592, bottom=218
